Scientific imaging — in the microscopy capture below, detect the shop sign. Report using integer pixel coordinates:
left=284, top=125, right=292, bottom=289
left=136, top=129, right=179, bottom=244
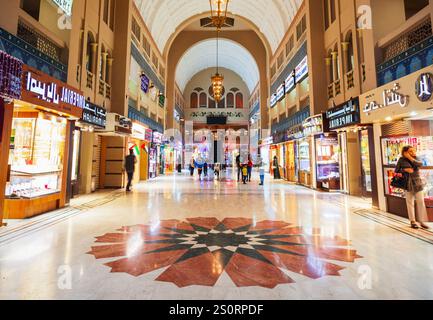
left=132, top=122, right=146, bottom=140
left=140, top=73, right=150, bottom=93
left=22, top=65, right=84, bottom=118
left=326, top=98, right=360, bottom=130
left=363, top=83, right=408, bottom=113
left=101, top=113, right=132, bottom=135
left=303, top=114, right=324, bottom=136
left=270, top=93, right=277, bottom=107
left=81, top=102, right=106, bottom=128
left=145, top=128, right=153, bottom=142
left=276, top=83, right=285, bottom=101
left=0, top=50, right=23, bottom=100
left=52, top=0, right=73, bottom=16
left=287, top=125, right=304, bottom=141
left=153, top=131, right=163, bottom=144
left=416, top=73, right=433, bottom=102
left=285, top=71, right=295, bottom=93
left=295, top=56, right=308, bottom=83
left=261, top=136, right=273, bottom=146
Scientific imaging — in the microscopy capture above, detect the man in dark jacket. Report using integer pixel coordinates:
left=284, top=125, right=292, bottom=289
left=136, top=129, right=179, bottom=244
left=236, top=154, right=241, bottom=181
left=125, top=149, right=137, bottom=192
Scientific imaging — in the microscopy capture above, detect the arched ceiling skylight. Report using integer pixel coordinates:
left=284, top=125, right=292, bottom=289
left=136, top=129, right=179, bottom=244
left=175, top=39, right=259, bottom=93
left=134, top=0, right=303, bottom=53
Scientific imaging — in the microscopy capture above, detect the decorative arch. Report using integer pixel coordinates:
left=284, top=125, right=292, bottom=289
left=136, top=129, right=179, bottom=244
left=190, top=92, right=198, bottom=109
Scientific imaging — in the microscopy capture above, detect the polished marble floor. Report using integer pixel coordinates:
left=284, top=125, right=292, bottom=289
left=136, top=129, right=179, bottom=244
left=1, top=171, right=433, bottom=300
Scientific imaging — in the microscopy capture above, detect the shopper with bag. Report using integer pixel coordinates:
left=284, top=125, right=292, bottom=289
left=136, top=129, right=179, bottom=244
left=394, top=146, right=430, bottom=229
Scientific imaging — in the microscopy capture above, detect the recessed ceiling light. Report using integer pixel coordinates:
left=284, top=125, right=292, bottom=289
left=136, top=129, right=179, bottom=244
left=385, top=116, right=392, bottom=122
left=410, top=112, right=418, bottom=117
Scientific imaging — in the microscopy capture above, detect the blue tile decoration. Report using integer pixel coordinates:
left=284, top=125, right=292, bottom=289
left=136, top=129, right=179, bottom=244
left=0, top=28, right=67, bottom=82
left=377, top=35, right=433, bottom=86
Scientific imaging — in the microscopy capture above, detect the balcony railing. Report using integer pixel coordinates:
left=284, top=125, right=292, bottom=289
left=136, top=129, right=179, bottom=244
left=106, top=84, right=111, bottom=100
left=0, top=27, right=67, bottom=82
left=334, top=79, right=341, bottom=96
left=17, top=19, right=65, bottom=64
left=328, top=83, right=334, bottom=100
left=86, top=71, right=94, bottom=89
left=377, top=22, right=433, bottom=86
left=346, top=70, right=354, bottom=90
left=98, top=79, right=105, bottom=96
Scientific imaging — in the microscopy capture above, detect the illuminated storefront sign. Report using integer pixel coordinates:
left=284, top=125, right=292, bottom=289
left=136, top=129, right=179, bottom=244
left=132, top=122, right=147, bottom=140
left=145, top=128, right=153, bottom=142
left=82, top=102, right=106, bottom=128
left=326, top=98, right=360, bottom=130
left=21, top=65, right=83, bottom=118
left=416, top=73, right=433, bottom=102
left=0, top=50, right=23, bottom=100
left=295, top=56, right=308, bottom=83
left=303, top=114, right=324, bottom=137
left=52, top=0, right=73, bottom=16
left=363, top=83, right=409, bottom=113
left=153, top=131, right=163, bottom=144
left=270, top=93, right=278, bottom=107
left=276, top=83, right=285, bottom=101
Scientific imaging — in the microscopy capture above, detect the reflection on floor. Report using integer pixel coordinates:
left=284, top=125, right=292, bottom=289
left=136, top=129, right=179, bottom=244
left=0, top=172, right=433, bottom=299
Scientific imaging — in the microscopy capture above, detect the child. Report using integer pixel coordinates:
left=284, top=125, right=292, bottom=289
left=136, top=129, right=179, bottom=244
left=242, top=165, right=248, bottom=184
left=259, top=163, right=265, bottom=186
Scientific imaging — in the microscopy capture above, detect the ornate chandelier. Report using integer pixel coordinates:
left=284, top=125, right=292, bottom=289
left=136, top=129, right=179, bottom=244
left=209, top=0, right=230, bottom=103
left=209, top=0, right=230, bottom=30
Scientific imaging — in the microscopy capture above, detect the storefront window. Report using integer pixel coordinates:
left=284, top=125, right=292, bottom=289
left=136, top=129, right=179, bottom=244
left=298, top=139, right=310, bottom=172
left=315, top=135, right=340, bottom=189
left=6, top=113, right=66, bottom=198
left=382, top=136, right=433, bottom=201
left=360, top=130, right=372, bottom=193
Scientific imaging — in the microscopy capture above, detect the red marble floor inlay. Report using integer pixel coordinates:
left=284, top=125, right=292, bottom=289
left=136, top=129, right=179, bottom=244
left=87, top=218, right=363, bottom=288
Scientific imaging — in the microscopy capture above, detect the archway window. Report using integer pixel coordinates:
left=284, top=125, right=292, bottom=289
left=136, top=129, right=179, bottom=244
left=227, top=92, right=234, bottom=108
left=208, top=98, right=216, bottom=108
left=236, top=93, right=243, bottom=109
left=346, top=32, right=354, bottom=72
left=190, top=92, right=198, bottom=108
left=218, top=98, right=225, bottom=109
left=199, top=92, right=207, bottom=108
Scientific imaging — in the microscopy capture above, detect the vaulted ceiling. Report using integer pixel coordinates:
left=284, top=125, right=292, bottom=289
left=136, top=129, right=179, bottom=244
left=134, top=0, right=303, bottom=54
left=175, top=39, right=259, bottom=93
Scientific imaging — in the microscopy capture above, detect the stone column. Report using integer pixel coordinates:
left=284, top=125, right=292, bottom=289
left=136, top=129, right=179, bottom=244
left=90, top=43, right=98, bottom=75
left=331, top=51, right=339, bottom=81
left=101, top=52, right=108, bottom=81
left=325, top=57, right=332, bottom=84
left=107, top=58, right=114, bottom=85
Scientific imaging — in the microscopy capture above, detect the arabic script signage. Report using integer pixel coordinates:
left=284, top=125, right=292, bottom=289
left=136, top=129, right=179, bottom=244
left=0, top=50, right=23, bottom=100
left=21, top=65, right=84, bottom=118
left=326, top=98, right=360, bottom=130
left=82, top=102, right=106, bottom=128
left=303, top=114, right=324, bottom=137
left=363, top=83, right=408, bottom=113
left=416, top=73, right=433, bottom=102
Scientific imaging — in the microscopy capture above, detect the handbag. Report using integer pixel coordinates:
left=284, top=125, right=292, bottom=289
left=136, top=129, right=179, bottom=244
left=390, top=164, right=408, bottom=190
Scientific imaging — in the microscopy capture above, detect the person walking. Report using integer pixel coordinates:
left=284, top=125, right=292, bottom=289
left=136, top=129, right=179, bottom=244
left=395, top=146, right=430, bottom=229
left=236, top=154, right=241, bottom=182
left=273, top=156, right=281, bottom=179
left=242, top=164, right=248, bottom=185
left=124, top=149, right=137, bottom=192
left=259, top=163, right=265, bottom=186
left=247, top=155, right=253, bottom=182
left=203, top=161, right=208, bottom=177
left=214, top=163, right=220, bottom=180
left=189, top=157, right=195, bottom=176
